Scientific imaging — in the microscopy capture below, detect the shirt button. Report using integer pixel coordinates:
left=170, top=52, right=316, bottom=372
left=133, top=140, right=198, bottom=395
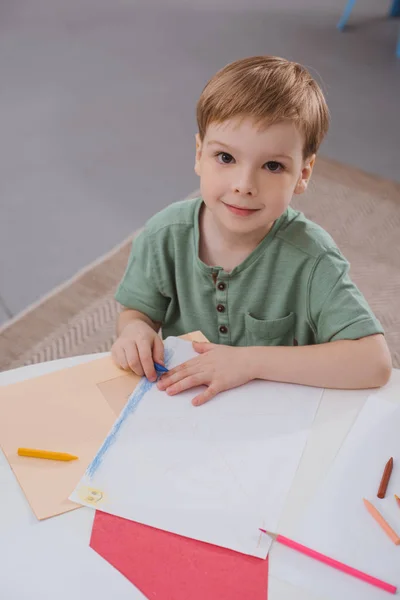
left=217, top=282, right=226, bottom=291
left=216, top=304, right=225, bottom=313
left=219, top=325, right=228, bottom=334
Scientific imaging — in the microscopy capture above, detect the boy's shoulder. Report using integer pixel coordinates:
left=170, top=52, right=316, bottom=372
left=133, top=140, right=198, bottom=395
left=144, top=197, right=200, bottom=236
left=277, top=206, right=340, bottom=259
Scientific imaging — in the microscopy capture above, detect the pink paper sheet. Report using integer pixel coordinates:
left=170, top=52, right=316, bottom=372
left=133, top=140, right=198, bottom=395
left=90, top=510, right=269, bottom=600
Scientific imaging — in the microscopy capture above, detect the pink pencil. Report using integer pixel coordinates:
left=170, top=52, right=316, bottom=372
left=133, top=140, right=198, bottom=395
left=259, top=529, right=397, bottom=595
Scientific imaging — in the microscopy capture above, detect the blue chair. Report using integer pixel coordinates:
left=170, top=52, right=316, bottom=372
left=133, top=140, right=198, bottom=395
left=337, top=0, right=400, bottom=57
left=337, top=0, right=357, bottom=30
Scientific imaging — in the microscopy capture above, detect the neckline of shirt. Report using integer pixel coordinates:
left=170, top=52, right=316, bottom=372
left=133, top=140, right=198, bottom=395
left=192, top=198, right=289, bottom=277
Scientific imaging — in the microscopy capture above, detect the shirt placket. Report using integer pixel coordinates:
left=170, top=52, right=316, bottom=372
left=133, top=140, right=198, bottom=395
left=214, top=273, right=230, bottom=344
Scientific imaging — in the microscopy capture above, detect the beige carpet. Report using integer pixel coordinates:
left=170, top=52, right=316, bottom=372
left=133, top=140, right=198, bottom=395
left=1, top=157, right=399, bottom=372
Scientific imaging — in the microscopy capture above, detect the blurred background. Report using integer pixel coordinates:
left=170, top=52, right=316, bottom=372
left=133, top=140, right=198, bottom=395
left=0, top=0, right=399, bottom=328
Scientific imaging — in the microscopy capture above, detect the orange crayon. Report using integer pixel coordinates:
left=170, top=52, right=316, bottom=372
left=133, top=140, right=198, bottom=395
left=363, top=498, right=400, bottom=546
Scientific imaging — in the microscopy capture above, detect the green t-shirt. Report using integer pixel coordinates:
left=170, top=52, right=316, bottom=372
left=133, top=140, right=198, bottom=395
left=115, top=198, right=383, bottom=347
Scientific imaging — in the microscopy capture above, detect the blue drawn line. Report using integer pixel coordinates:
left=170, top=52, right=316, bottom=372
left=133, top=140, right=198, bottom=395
left=86, top=347, right=174, bottom=479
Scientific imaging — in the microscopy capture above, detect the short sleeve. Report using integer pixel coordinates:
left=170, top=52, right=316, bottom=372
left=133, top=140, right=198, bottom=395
left=115, top=229, right=170, bottom=323
left=308, top=250, right=384, bottom=343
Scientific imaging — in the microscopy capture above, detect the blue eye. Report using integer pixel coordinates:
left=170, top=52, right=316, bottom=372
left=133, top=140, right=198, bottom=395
left=265, top=161, right=284, bottom=172
left=216, top=152, right=235, bottom=164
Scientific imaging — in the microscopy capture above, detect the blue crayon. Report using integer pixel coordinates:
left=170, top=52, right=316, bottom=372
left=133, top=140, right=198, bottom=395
left=154, top=362, right=168, bottom=374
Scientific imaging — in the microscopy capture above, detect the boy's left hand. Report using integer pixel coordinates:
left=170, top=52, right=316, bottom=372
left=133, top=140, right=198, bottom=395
left=156, top=341, right=254, bottom=406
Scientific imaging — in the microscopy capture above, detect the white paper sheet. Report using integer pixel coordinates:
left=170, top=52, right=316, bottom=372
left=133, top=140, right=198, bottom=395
left=0, top=520, right=144, bottom=599
left=71, top=337, right=323, bottom=558
left=271, top=391, right=400, bottom=599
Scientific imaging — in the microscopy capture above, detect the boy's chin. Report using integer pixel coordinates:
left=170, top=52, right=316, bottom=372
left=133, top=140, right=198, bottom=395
left=224, top=217, right=270, bottom=234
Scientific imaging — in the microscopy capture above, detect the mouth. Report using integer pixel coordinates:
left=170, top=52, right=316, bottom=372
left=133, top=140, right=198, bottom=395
left=223, top=203, right=260, bottom=217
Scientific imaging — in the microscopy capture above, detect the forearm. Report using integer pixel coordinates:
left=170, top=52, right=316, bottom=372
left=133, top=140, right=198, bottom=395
left=117, top=309, right=161, bottom=336
left=249, top=335, right=392, bottom=389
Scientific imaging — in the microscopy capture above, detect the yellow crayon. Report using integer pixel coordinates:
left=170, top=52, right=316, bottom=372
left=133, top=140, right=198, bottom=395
left=18, top=448, right=78, bottom=461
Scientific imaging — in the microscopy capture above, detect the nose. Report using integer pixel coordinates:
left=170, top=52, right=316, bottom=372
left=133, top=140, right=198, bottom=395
left=232, top=168, right=258, bottom=197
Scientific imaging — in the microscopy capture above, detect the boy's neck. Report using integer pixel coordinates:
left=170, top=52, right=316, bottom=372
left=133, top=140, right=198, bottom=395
left=199, top=204, right=273, bottom=272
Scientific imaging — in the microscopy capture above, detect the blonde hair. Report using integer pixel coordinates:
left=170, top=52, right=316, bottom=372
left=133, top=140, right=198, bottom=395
left=196, top=56, right=329, bottom=158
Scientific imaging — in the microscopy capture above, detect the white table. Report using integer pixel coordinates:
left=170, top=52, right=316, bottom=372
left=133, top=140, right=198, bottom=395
left=1, top=354, right=399, bottom=600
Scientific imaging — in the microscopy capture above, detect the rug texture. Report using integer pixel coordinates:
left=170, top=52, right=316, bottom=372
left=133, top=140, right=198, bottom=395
left=1, top=158, right=399, bottom=371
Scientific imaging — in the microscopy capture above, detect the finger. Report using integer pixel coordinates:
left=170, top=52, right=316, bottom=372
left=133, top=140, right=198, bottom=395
left=157, top=364, right=195, bottom=390
left=124, top=343, right=144, bottom=377
left=158, top=366, right=185, bottom=387
left=159, top=357, right=195, bottom=380
left=192, top=385, right=218, bottom=406
left=192, top=341, right=216, bottom=354
left=152, top=336, right=165, bottom=366
left=137, top=339, right=157, bottom=382
left=165, top=373, right=205, bottom=396
left=111, top=344, right=129, bottom=370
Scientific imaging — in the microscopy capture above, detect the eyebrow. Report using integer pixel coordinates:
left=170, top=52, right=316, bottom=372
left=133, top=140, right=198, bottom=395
left=206, top=140, right=294, bottom=162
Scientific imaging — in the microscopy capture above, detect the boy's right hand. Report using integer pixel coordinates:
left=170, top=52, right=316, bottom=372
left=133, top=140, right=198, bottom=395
left=111, top=320, right=164, bottom=382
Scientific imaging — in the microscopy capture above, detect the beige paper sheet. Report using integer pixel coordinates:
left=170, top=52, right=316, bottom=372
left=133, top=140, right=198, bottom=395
left=0, top=332, right=207, bottom=520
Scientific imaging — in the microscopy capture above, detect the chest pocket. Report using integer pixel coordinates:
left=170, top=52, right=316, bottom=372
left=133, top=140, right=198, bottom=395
left=245, top=312, right=296, bottom=347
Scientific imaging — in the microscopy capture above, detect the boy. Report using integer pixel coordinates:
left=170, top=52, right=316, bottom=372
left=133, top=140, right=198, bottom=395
left=112, top=56, right=392, bottom=406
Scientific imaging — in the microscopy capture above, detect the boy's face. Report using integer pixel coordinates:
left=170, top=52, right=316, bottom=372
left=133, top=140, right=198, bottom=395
left=195, top=117, right=315, bottom=237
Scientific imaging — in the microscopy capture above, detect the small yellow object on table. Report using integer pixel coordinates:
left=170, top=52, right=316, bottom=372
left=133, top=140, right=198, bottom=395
left=18, top=448, right=78, bottom=462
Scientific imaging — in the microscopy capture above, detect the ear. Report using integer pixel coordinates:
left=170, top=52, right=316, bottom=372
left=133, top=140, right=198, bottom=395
left=294, top=154, right=316, bottom=195
left=194, top=133, right=203, bottom=177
